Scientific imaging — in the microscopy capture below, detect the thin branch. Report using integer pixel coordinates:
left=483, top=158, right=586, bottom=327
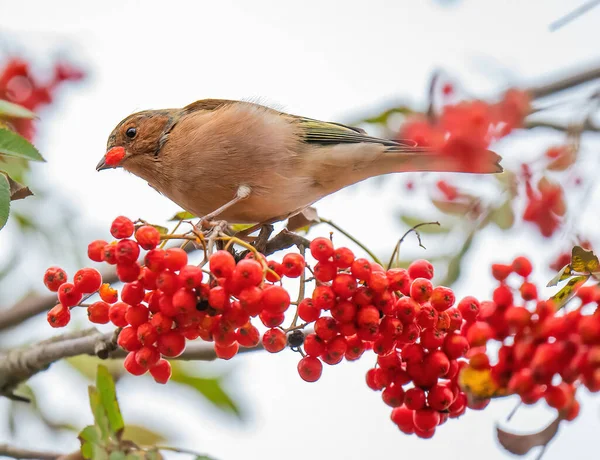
left=0, top=444, right=64, bottom=460
left=524, top=118, right=600, bottom=133
left=549, top=0, right=600, bottom=31
left=528, top=62, right=600, bottom=99
left=387, top=222, right=440, bottom=270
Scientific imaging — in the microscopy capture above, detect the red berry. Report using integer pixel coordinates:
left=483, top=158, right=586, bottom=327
left=493, top=284, right=513, bottom=307
left=179, top=265, right=203, bottom=289
left=457, top=296, right=480, bottom=322
left=121, top=281, right=145, bottom=305
left=314, top=261, right=337, bottom=282
left=333, top=247, right=354, bottom=268
left=135, top=345, right=160, bottom=369
left=47, top=303, right=71, bottom=327
left=259, top=310, right=285, bottom=328
left=356, top=305, right=380, bottom=331
left=150, top=312, right=174, bottom=334
left=115, top=239, right=140, bottom=265
left=150, top=359, right=172, bottom=383
left=466, top=321, right=493, bottom=347
left=312, top=285, right=336, bottom=310
left=261, top=285, right=291, bottom=314
left=172, top=288, right=197, bottom=314
left=236, top=323, right=261, bottom=347
left=322, top=336, right=347, bottom=364
left=109, top=302, right=129, bottom=327
left=545, top=384, right=570, bottom=410
left=137, top=322, right=158, bottom=345
left=43, top=266, right=68, bottom=292
left=110, top=216, right=134, bottom=239
left=386, top=268, right=411, bottom=295
left=156, top=270, right=180, bottom=295
left=87, top=301, right=110, bottom=324
left=391, top=406, right=414, bottom=428
left=304, top=333, right=326, bottom=356
left=410, top=278, right=433, bottom=303
left=332, top=274, right=358, bottom=299
left=237, top=286, right=263, bottom=316
left=520, top=281, right=538, bottom=301
left=413, top=408, right=440, bottom=431
left=164, top=248, right=188, bottom=271
left=310, top=237, right=334, bottom=262
left=512, top=256, right=533, bottom=277
left=430, top=286, right=455, bottom=312
left=135, top=225, right=161, bottom=250
left=368, top=271, right=389, bottom=293
left=402, top=343, right=425, bottom=364
left=116, top=262, right=141, bottom=283
left=351, top=258, right=371, bottom=281
left=404, top=387, right=426, bottom=410
left=208, top=286, right=230, bottom=313
left=157, top=331, right=186, bottom=357
left=408, top=259, right=434, bottom=280
left=125, top=304, right=149, bottom=327
left=395, top=297, right=420, bottom=324
left=298, top=298, right=321, bottom=323
left=425, top=350, right=450, bottom=377
left=420, top=328, right=445, bottom=350
left=417, top=304, right=438, bottom=328
left=104, top=146, right=126, bottom=166
left=297, top=356, right=323, bottom=382
left=87, top=240, right=107, bottom=262
left=262, top=328, right=286, bottom=353
left=382, top=384, right=405, bottom=407
left=443, top=333, right=469, bottom=359
left=427, top=384, right=454, bottom=411
left=281, top=253, right=306, bottom=278
left=215, top=341, right=239, bottom=360
left=118, top=326, right=142, bottom=351
left=102, top=243, right=118, bottom=265
left=124, top=351, right=147, bottom=375
left=491, top=263, right=512, bottom=281
left=57, top=283, right=82, bottom=308
left=145, top=249, right=166, bottom=273
left=232, top=259, right=263, bottom=288
left=331, top=299, right=357, bottom=323
left=210, top=250, right=236, bottom=278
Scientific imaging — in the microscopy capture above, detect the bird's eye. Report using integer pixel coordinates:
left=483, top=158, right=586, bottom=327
left=126, top=127, right=137, bottom=139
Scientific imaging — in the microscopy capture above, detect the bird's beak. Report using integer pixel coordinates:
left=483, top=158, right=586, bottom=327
left=96, top=146, right=127, bottom=171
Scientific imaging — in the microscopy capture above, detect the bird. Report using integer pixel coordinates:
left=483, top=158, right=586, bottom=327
left=96, top=99, right=502, bottom=225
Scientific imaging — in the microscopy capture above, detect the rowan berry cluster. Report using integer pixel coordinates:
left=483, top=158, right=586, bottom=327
left=0, top=57, right=85, bottom=140
left=42, top=216, right=485, bottom=439
left=464, top=256, right=594, bottom=422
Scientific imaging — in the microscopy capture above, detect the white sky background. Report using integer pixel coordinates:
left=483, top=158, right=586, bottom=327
left=1, top=0, right=600, bottom=459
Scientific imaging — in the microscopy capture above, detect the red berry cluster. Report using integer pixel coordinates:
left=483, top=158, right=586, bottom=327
left=297, top=238, right=474, bottom=439
left=398, top=88, right=530, bottom=173
left=0, top=57, right=85, bottom=140
left=43, top=216, right=488, bottom=436
left=465, top=256, right=590, bottom=421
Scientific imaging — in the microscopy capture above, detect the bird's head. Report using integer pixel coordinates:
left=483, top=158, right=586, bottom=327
left=96, top=109, right=178, bottom=176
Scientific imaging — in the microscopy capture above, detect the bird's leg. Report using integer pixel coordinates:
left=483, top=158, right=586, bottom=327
left=200, top=185, right=251, bottom=228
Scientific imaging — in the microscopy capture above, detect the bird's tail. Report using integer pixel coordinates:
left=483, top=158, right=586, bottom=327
left=380, top=146, right=503, bottom=175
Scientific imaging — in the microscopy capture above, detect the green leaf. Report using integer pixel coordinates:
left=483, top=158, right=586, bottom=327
left=400, top=215, right=449, bottom=233
left=0, top=173, right=9, bottom=230
left=79, top=425, right=109, bottom=460
left=0, top=170, right=33, bottom=201
left=170, top=363, right=241, bottom=418
left=440, top=232, right=475, bottom=286
left=570, top=245, right=599, bottom=273
left=230, top=223, right=256, bottom=232
left=169, top=210, right=196, bottom=221
left=88, top=386, right=111, bottom=442
left=122, top=425, right=166, bottom=446
left=550, top=275, right=588, bottom=310
left=490, top=200, right=514, bottom=230
left=0, top=100, right=37, bottom=119
left=0, top=128, right=44, bottom=161
left=151, top=224, right=169, bottom=235
left=96, top=365, right=125, bottom=437
left=431, top=199, right=473, bottom=216
left=109, top=452, right=127, bottom=460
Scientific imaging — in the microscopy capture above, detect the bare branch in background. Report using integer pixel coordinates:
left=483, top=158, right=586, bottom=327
left=524, top=118, right=600, bottom=133
left=0, top=443, right=66, bottom=460
left=528, top=62, right=600, bottom=100
left=549, top=0, right=600, bottom=32
left=0, top=326, right=263, bottom=399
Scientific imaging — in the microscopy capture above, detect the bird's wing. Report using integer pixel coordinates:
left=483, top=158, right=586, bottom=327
left=294, top=117, right=418, bottom=151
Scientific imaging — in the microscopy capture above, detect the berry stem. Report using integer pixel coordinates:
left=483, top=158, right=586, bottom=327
left=319, top=218, right=383, bottom=266
left=387, top=221, right=440, bottom=270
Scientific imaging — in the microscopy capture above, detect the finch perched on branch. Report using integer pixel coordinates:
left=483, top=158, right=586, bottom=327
left=97, top=99, right=502, bottom=224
